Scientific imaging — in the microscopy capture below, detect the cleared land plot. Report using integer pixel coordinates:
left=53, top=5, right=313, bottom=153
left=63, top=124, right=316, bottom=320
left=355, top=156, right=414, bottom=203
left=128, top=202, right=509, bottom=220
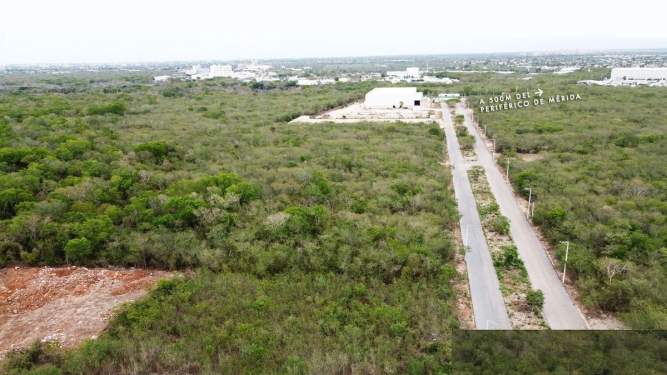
left=0, top=267, right=170, bottom=359
left=291, top=101, right=439, bottom=124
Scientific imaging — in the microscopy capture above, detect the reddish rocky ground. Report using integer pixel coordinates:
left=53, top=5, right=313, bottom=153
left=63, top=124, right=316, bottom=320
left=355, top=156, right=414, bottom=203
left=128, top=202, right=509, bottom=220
left=0, top=266, right=170, bottom=359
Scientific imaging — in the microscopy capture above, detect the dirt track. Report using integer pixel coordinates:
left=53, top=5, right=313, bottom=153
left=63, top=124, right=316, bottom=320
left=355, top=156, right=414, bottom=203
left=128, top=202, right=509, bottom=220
left=0, top=266, right=170, bottom=359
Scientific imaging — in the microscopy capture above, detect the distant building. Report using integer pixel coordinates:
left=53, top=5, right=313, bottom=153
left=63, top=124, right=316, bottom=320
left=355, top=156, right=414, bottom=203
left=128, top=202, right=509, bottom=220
left=184, top=64, right=205, bottom=76
left=579, top=67, right=667, bottom=87
left=422, top=76, right=457, bottom=84
left=257, top=72, right=280, bottom=82
left=209, top=65, right=234, bottom=78
left=184, top=64, right=211, bottom=80
left=296, top=78, right=318, bottom=86
left=293, top=77, right=336, bottom=86
left=240, top=63, right=272, bottom=72
left=183, top=63, right=281, bottom=82
left=153, top=75, right=171, bottom=83
left=554, top=66, right=580, bottom=75
left=364, top=87, right=424, bottom=109
left=436, top=93, right=460, bottom=101
left=360, top=73, right=382, bottom=82
left=610, top=67, right=667, bottom=84
left=386, top=67, right=422, bottom=82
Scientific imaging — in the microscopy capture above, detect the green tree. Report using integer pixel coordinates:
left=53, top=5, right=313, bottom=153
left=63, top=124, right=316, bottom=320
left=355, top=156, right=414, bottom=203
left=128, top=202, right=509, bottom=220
left=134, top=141, right=175, bottom=163
left=72, top=216, right=114, bottom=248
left=64, top=238, right=93, bottom=263
left=0, top=188, right=32, bottom=219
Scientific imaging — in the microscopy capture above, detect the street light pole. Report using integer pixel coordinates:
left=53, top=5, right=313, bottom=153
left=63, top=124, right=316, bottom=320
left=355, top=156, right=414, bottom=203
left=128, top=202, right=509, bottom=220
left=506, top=158, right=511, bottom=179
left=561, top=241, right=570, bottom=284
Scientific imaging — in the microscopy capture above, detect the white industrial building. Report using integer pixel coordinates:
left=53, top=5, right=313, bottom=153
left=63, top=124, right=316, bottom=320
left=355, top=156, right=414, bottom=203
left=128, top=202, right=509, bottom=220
left=422, top=76, right=458, bottom=84
left=364, top=87, right=424, bottom=109
left=209, top=65, right=234, bottom=78
left=610, top=68, right=667, bottom=84
left=579, top=67, right=667, bottom=87
left=290, top=77, right=337, bottom=86
left=239, top=63, right=272, bottom=72
left=554, top=66, right=580, bottom=75
left=153, top=75, right=171, bottom=83
left=184, top=64, right=204, bottom=76
left=184, top=64, right=212, bottom=80
left=183, top=63, right=278, bottom=82
left=386, top=67, right=422, bottom=82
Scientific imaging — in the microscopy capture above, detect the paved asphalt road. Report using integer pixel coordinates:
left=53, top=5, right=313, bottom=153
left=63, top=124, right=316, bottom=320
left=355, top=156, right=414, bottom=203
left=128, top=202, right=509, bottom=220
left=457, top=102, right=589, bottom=329
left=440, top=104, right=511, bottom=330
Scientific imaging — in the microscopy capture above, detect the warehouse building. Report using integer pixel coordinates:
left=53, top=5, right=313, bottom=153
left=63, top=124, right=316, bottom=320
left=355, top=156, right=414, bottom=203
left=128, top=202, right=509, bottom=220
left=610, top=67, right=667, bottom=85
left=364, top=87, right=424, bottom=110
left=209, top=64, right=234, bottom=78
left=386, top=67, right=422, bottom=82
left=579, top=67, right=667, bottom=87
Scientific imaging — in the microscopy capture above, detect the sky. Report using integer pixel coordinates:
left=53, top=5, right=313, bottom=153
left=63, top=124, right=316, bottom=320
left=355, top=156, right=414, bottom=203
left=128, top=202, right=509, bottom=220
left=1, top=0, right=667, bottom=64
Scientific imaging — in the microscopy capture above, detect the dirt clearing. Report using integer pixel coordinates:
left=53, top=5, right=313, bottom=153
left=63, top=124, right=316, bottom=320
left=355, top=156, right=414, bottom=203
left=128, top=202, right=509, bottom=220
left=0, top=266, right=170, bottom=359
left=517, top=153, right=545, bottom=162
left=290, top=101, right=440, bottom=123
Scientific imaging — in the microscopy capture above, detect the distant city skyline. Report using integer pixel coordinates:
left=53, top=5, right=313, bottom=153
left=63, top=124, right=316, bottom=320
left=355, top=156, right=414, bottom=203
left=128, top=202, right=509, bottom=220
left=2, top=0, right=667, bottom=65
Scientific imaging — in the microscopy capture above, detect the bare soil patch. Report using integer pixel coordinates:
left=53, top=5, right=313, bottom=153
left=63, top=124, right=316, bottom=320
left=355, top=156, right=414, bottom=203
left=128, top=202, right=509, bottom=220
left=517, top=153, right=545, bottom=162
left=0, top=266, right=171, bottom=359
left=290, top=101, right=440, bottom=123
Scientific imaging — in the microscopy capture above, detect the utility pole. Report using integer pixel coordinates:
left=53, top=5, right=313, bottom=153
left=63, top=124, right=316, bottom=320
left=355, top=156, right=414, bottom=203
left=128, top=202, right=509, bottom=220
left=561, top=241, right=570, bottom=284
left=525, top=187, right=532, bottom=217
left=492, top=139, right=496, bottom=160
left=506, top=157, right=511, bottom=179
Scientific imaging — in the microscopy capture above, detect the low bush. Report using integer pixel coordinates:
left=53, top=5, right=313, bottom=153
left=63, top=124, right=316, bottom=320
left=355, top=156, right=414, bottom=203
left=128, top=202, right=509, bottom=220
left=526, top=289, right=545, bottom=313
left=86, top=101, right=126, bottom=115
left=490, top=215, right=510, bottom=235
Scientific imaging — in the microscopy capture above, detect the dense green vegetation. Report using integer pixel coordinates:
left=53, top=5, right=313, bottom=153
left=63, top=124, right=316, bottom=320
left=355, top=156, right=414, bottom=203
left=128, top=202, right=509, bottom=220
left=2, top=69, right=666, bottom=373
left=472, top=76, right=667, bottom=328
left=453, top=330, right=667, bottom=374
left=0, top=76, right=460, bottom=373
left=0, top=79, right=373, bottom=268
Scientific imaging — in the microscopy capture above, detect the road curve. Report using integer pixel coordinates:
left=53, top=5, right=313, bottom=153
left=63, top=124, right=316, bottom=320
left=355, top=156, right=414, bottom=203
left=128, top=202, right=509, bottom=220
left=457, top=101, right=589, bottom=329
left=440, top=104, right=511, bottom=330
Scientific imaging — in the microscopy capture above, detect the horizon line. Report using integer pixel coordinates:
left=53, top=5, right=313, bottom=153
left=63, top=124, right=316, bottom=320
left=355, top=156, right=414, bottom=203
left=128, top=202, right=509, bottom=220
left=2, top=47, right=667, bottom=68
